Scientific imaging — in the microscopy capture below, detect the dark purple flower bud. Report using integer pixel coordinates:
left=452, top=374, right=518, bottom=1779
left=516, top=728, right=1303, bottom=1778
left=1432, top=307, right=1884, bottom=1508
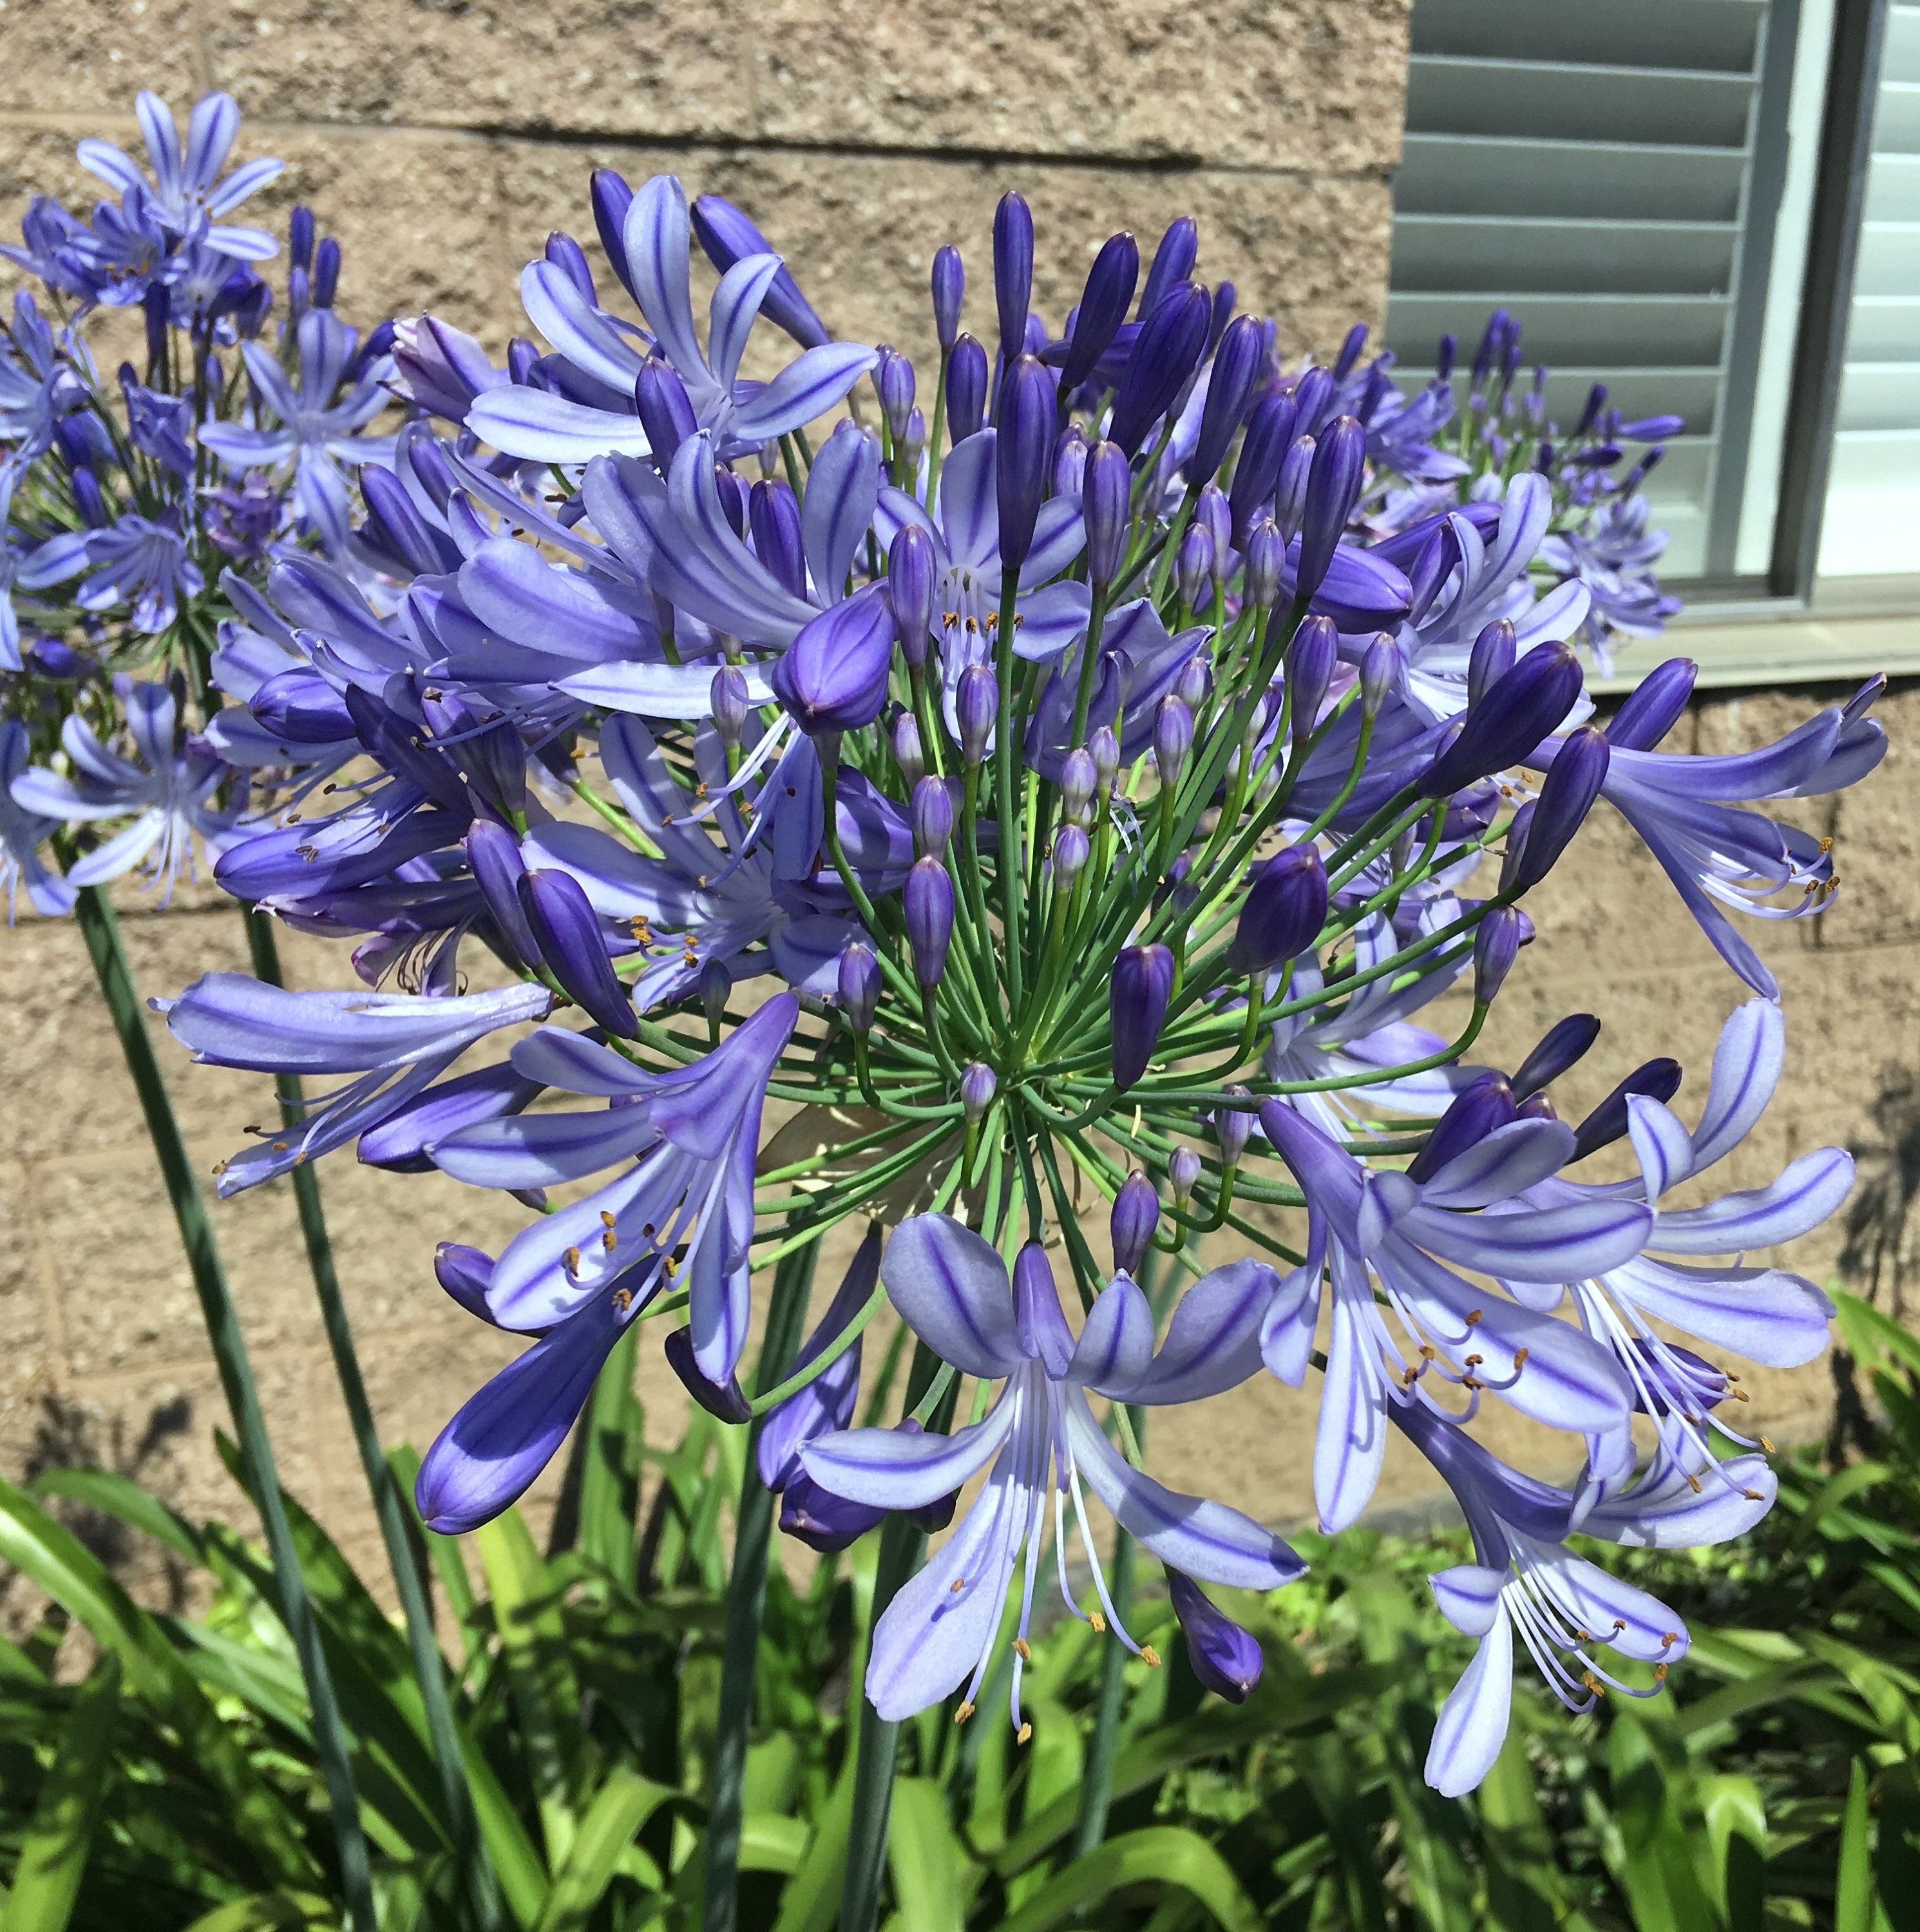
left=911, top=774, right=954, bottom=857
left=1333, top=322, right=1368, bottom=383
left=1208, top=281, right=1237, bottom=354
left=590, top=169, right=634, bottom=294
left=1083, top=439, right=1130, bottom=585
left=1176, top=524, right=1214, bottom=608
left=1504, top=726, right=1609, bottom=893
left=1408, top=1070, right=1517, bottom=1182
left=1052, top=424, right=1088, bottom=497
left=313, top=236, right=341, bottom=310
left=1176, top=654, right=1210, bottom=711
left=636, top=358, right=698, bottom=471
left=690, top=193, right=830, bottom=349
left=749, top=477, right=806, bottom=600
left=1499, top=316, right=1523, bottom=389
left=700, top=958, right=731, bottom=1028
left=434, top=1243, right=495, bottom=1321
left=1169, top=1146, right=1202, bottom=1201
left=1571, top=381, right=1607, bottom=439
left=1189, top=312, right=1265, bottom=486
left=544, top=230, right=593, bottom=301
left=893, top=709, right=926, bottom=786
left=1470, top=308, right=1508, bottom=392
left=1228, top=843, right=1329, bottom=976
left=957, top=665, right=996, bottom=764
left=1434, top=331, right=1457, bottom=383
left=771, top=587, right=897, bottom=736
left=1052, top=822, right=1090, bottom=884
left=961, top=1063, right=997, bottom=1124
left=712, top=463, right=749, bottom=539
left=1534, top=440, right=1554, bottom=473
left=287, top=264, right=310, bottom=322
left=839, top=943, right=879, bottom=1030
left=996, top=355, right=1054, bottom=570
left=1573, top=1059, right=1683, bottom=1162
left=947, top=334, right=989, bottom=443
left=993, top=191, right=1034, bottom=368
left=518, top=867, right=636, bottom=1039
left=1518, top=1092, right=1557, bottom=1121
left=1213, top=1086, right=1254, bottom=1167
left=1154, top=695, right=1194, bottom=786
left=289, top=205, right=315, bottom=274
left=1472, top=905, right=1525, bottom=1005
left=1271, top=433, right=1318, bottom=555
left=466, top=819, right=541, bottom=969
left=1168, top=1572, right=1263, bottom=1703
left=1060, top=230, right=1139, bottom=393
left=903, top=408, right=927, bottom=472
left=879, top=347, right=917, bottom=440
left=931, top=244, right=965, bottom=350
left=888, top=522, right=936, bottom=670
left=1229, top=390, right=1298, bottom=548
left=1295, top=415, right=1365, bottom=603
left=666, top=1325, right=752, bottom=1424
left=1621, top=414, right=1686, bottom=442
left=1287, top=615, right=1338, bottom=737
left=1467, top=619, right=1516, bottom=710
left=1607, top=657, right=1697, bottom=751
left=1244, top=518, right=1286, bottom=608
left=140, top=282, right=169, bottom=376
left=905, top=856, right=955, bottom=986
left=1108, top=281, right=1211, bottom=458
left=507, top=337, right=541, bottom=386
left=1111, top=1172, right=1160, bottom=1275
left=1110, top=942, right=1175, bottom=1090
left=1089, top=724, right=1120, bottom=788
left=1360, top=635, right=1402, bottom=719
left=1194, top=484, right=1231, bottom=567
left=1139, top=216, right=1198, bottom=319
left=1420, top=643, right=1583, bottom=797
left=1060, top=746, right=1098, bottom=826
left=1512, top=1014, right=1601, bottom=1099
left=710, top=665, right=750, bottom=747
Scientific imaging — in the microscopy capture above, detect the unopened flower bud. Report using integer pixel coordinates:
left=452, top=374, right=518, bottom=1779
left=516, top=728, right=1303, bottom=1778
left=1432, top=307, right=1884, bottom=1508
left=838, top=943, right=879, bottom=1030
left=771, top=586, right=897, bottom=735
left=1504, top=726, right=1609, bottom=893
left=1512, top=1013, right=1601, bottom=1099
left=699, top=958, right=731, bottom=1028
left=1052, top=424, right=1088, bottom=497
left=1608, top=656, right=1697, bottom=751
left=1244, top=518, right=1286, bottom=608
left=1228, top=843, right=1329, bottom=975
left=902, top=408, right=927, bottom=473
left=893, top=708, right=925, bottom=786
left=888, top=522, right=936, bottom=671
left=1275, top=433, right=1315, bottom=542
left=931, top=244, right=965, bottom=350
left=1110, top=942, right=1175, bottom=1090
left=1110, top=1172, right=1160, bottom=1275
left=1176, top=654, right=1210, bottom=711
left=1194, top=485, right=1231, bottom=574
left=1467, top=618, right=1516, bottom=710
left=1407, top=1072, right=1517, bottom=1182
left=1168, top=1572, right=1263, bottom=1703
left=1213, top=1086, right=1254, bottom=1166
left=957, top=665, right=996, bottom=764
left=878, top=346, right=916, bottom=440
left=1360, top=635, right=1402, bottom=719
left=518, top=868, right=637, bottom=1039
left=1421, top=643, right=1583, bottom=798
left=1228, top=391, right=1297, bottom=547
left=996, top=355, right=1054, bottom=570
left=1089, top=724, right=1120, bottom=790
left=1060, top=229, right=1139, bottom=393
left=904, top=857, right=955, bottom=986
left=947, top=334, right=988, bottom=444
left=711, top=665, right=749, bottom=746
left=1140, top=214, right=1198, bottom=319
left=1154, top=695, right=1193, bottom=786
left=961, top=1062, right=997, bottom=1123
left=1573, top=1057, right=1682, bottom=1162
left=1108, top=280, right=1210, bottom=458
left=1060, top=746, right=1098, bottom=826
left=1297, top=415, right=1365, bottom=603
left=911, top=774, right=954, bottom=857
left=1287, top=615, right=1338, bottom=737
left=690, top=194, right=829, bottom=347
left=1176, top=524, right=1214, bottom=608
left=1190, top=313, right=1266, bottom=486
left=1083, top=439, right=1130, bottom=585
left=635, top=357, right=698, bottom=471
left=1051, top=822, right=1090, bottom=884
left=993, top=191, right=1034, bottom=372
left=750, top=477, right=806, bottom=598
left=1472, top=904, right=1525, bottom=1005
left=1169, top=1146, right=1202, bottom=1203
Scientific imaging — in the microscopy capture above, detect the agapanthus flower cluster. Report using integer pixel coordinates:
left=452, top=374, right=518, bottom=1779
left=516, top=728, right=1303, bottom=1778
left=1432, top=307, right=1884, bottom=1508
left=0, top=92, right=395, bottom=904
left=5, top=138, right=1882, bottom=1797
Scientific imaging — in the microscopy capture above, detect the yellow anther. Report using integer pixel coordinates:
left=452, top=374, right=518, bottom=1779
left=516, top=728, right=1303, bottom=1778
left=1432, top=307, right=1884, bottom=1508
left=564, top=1246, right=582, bottom=1274
left=954, top=1701, right=974, bottom=1724
left=1090, top=1611, right=1107, bottom=1633
left=1016, top=1721, right=1032, bottom=1746
left=1013, top=1638, right=1031, bottom=1660
left=600, top=1211, right=617, bottom=1229
left=1141, top=1645, right=1161, bottom=1668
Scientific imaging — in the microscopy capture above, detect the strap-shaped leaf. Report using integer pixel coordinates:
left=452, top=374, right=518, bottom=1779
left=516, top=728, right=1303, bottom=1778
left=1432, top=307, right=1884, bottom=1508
left=531, top=1769, right=685, bottom=1932
left=27, top=1468, right=207, bottom=1567
left=6, top=1653, right=122, bottom=1932
left=884, top=1779, right=968, bottom=1932
left=994, top=1825, right=1264, bottom=1932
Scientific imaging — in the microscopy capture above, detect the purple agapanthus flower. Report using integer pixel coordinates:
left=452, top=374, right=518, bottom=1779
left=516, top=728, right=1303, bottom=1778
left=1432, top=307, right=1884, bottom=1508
left=11, top=682, right=247, bottom=899
left=1398, top=1399, right=1774, bottom=1796
left=801, top=1216, right=1298, bottom=1727
left=1541, top=493, right=1678, bottom=676
left=200, top=308, right=395, bottom=553
left=1257, top=1097, right=1646, bottom=1533
left=0, top=721, right=75, bottom=920
left=0, top=294, right=87, bottom=463
left=468, top=171, right=874, bottom=465
left=20, top=508, right=205, bottom=635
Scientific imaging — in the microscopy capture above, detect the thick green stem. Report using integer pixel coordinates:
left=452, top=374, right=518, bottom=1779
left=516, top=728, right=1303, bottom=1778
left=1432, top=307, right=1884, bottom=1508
left=1073, top=1517, right=1137, bottom=1857
left=703, top=1231, right=822, bottom=1932
left=73, top=887, right=377, bottom=1932
left=242, top=910, right=499, bottom=1931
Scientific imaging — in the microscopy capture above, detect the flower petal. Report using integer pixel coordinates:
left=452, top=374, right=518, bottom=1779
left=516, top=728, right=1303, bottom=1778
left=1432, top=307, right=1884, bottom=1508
left=879, top=1213, right=1025, bottom=1380
left=1120, top=1259, right=1279, bottom=1405
left=801, top=1396, right=1018, bottom=1511
left=728, top=343, right=879, bottom=441
left=1424, top=1612, right=1512, bottom=1797
left=1648, top=1147, right=1853, bottom=1255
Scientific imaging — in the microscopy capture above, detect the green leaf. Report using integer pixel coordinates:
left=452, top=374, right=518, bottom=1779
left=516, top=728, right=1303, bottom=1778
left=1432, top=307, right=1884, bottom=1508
left=993, top=1826, right=1263, bottom=1932
left=770, top=1761, right=854, bottom=1932
left=1838, top=1757, right=1876, bottom=1932
left=1834, top=1291, right=1920, bottom=1381
left=1700, top=1774, right=1766, bottom=1932
left=177, top=1893, right=337, bottom=1932
left=531, top=1769, right=681, bottom=1932
left=1473, top=1722, right=1584, bottom=1932
left=1790, top=1462, right=1892, bottom=1551
left=0, top=1476, right=318, bottom=1888
left=576, top=1323, right=645, bottom=1583
left=5, top=1653, right=121, bottom=1932
left=740, top=1813, right=812, bottom=1877
left=884, top=1778, right=967, bottom=1932
left=1606, top=1707, right=1716, bottom=1932
left=388, top=1444, right=477, bottom=1642
left=25, top=1468, right=206, bottom=1567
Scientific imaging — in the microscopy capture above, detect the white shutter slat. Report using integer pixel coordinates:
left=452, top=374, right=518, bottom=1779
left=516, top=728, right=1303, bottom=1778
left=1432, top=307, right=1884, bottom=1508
left=1395, top=135, right=1746, bottom=222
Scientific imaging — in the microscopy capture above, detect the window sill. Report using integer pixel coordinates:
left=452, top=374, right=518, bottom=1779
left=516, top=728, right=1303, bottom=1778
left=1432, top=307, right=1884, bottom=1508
left=1591, top=590, right=1920, bottom=694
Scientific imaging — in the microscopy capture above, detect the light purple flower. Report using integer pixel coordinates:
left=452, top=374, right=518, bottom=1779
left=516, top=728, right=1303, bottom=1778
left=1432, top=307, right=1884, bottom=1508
left=0, top=721, right=75, bottom=919
left=802, top=1216, right=1298, bottom=1726
left=21, top=509, right=205, bottom=635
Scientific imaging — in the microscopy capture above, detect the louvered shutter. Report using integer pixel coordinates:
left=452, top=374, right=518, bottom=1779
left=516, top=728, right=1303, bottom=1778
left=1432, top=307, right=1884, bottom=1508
left=1385, top=0, right=1773, bottom=580
left=1821, top=3, right=1920, bottom=574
